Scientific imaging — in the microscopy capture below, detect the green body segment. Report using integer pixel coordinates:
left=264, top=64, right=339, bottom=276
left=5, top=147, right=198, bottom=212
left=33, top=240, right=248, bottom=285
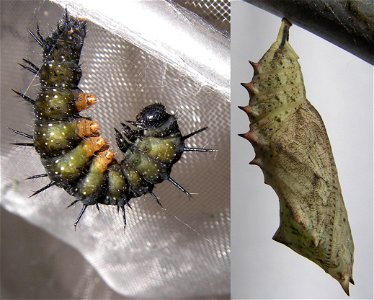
left=39, top=61, right=81, bottom=89
left=123, top=132, right=183, bottom=187
left=136, top=136, right=182, bottom=164
left=42, top=141, right=93, bottom=183
left=106, top=164, right=128, bottom=204
left=124, top=149, right=165, bottom=183
left=34, top=89, right=78, bottom=121
left=76, top=156, right=106, bottom=200
left=120, top=165, right=150, bottom=196
left=34, top=120, right=80, bottom=156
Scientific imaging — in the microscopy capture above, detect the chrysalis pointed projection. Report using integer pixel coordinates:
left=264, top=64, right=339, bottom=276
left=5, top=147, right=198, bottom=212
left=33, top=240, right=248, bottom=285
left=239, top=18, right=354, bottom=295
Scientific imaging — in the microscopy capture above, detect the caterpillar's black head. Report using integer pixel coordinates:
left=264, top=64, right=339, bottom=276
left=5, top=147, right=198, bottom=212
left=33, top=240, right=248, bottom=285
left=61, top=9, right=87, bottom=35
left=136, top=103, right=170, bottom=128
left=43, top=10, right=87, bottom=63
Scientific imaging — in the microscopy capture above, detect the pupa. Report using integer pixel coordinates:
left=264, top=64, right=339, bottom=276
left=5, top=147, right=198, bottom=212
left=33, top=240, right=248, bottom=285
left=239, top=18, right=354, bottom=295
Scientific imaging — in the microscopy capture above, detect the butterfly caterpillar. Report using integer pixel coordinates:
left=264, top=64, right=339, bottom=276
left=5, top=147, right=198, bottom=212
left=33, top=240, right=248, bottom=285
left=12, top=10, right=214, bottom=229
left=239, top=19, right=354, bottom=295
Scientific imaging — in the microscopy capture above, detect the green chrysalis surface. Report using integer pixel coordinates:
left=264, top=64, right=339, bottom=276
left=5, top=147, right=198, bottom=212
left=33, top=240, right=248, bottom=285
left=239, top=18, right=354, bottom=295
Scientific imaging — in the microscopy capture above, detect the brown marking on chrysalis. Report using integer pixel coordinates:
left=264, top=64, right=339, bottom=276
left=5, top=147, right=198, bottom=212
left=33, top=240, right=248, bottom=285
left=75, top=93, right=96, bottom=111
left=76, top=119, right=100, bottom=138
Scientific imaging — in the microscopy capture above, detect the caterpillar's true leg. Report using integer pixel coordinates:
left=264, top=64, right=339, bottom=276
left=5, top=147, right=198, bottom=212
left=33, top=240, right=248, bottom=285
left=120, top=122, right=140, bottom=142
left=114, top=128, right=130, bottom=152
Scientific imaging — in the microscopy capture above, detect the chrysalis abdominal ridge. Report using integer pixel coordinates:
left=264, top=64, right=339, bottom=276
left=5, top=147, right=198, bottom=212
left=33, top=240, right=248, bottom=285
left=12, top=10, right=215, bottom=229
left=239, top=18, right=354, bottom=295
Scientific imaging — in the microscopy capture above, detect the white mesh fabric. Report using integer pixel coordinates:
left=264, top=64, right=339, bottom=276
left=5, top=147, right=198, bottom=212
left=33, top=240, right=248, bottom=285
left=1, top=0, right=230, bottom=298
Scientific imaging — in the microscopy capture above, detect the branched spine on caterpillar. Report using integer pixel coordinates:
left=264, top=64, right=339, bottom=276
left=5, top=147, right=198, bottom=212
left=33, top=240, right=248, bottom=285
left=12, top=10, right=215, bottom=229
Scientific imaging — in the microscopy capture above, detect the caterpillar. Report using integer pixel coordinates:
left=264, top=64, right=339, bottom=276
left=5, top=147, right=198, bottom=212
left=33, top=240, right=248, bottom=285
left=11, top=10, right=214, bottom=229
left=239, top=19, right=354, bottom=295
